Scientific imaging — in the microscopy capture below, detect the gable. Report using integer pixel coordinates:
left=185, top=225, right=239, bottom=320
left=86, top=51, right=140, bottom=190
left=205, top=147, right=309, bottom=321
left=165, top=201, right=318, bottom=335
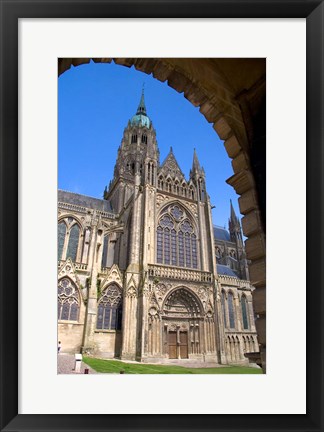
left=159, top=151, right=185, bottom=180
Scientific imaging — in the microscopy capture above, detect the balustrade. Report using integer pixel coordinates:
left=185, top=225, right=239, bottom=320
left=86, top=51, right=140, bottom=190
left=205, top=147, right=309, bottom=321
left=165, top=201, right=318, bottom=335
left=148, top=264, right=213, bottom=283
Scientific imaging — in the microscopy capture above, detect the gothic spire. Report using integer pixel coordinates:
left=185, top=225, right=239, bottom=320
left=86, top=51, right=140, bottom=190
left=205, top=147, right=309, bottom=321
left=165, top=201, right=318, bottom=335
left=136, top=87, right=147, bottom=116
left=230, top=199, right=238, bottom=224
left=190, top=148, right=200, bottom=174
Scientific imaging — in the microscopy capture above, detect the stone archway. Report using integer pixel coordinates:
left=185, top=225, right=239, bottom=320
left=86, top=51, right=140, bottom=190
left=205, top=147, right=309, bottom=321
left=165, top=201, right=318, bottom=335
left=58, top=58, right=266, bottom=371
left=162, top=287, right=204, bottom=360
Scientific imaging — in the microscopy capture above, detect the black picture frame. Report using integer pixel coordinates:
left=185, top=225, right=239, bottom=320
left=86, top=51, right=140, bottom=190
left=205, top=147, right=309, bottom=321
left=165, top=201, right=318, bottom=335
left=1, top=1, right=323, bottom=431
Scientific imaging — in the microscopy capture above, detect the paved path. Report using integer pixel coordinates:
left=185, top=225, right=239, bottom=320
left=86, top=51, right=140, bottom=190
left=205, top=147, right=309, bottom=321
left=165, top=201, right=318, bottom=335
left=57, top=353, right=97, bottom=374
left=117, top=358, right=229, bottom=368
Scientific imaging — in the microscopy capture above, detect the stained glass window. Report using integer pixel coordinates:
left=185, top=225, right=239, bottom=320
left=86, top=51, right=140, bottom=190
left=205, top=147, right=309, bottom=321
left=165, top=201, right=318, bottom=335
left=58, top=277, right=80, bottom=321
left=185, top=232, right=191, bottom=267
left=228, top=292, right=235, bottom=329
left=96, top=284, right=122, bottom=330
left=58, top=222, right=66, bottom=260
left=171, top=205, right=183, bottom=220
left=157, top=226, right=163, bottom=264
left=241, top=295, right=249, bottom=329
left=101, top=235, right=109, bottom=268
left=156, top=206, right=198, bottom=269
left=171, top=229, right=177, bottom=265
left=164, top=228, right=170, bottom=264
left=191, top=234, right=197, bottom=268
left=66, top=223, right=80, bottom=262
left=221, top=291, right=227, bottom=327
left=178, top=231, right=185, bottom=267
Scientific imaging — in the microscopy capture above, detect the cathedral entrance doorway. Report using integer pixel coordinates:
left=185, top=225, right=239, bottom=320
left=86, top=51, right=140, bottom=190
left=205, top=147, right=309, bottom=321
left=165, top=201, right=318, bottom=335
left=168, top=331, right=177, bottom=359
left=167, top=330, right=188, bottom=359
left=162, top=287, right=203, bottom=359
left=179, top=331, right=188, bottom=359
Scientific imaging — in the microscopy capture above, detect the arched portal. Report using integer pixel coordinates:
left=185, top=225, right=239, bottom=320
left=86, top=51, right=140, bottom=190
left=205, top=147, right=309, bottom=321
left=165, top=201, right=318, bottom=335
left=158, top=287, right=208, bottom=360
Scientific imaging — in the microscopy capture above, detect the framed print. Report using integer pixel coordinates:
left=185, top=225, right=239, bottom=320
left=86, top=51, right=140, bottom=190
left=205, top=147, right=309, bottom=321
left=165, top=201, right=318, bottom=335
left=1, top=1, right=323, bottom=431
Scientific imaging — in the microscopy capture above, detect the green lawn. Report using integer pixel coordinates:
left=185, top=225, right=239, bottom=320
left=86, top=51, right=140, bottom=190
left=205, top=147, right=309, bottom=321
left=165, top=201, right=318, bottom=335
left=83, top=356, right=262, bottom=374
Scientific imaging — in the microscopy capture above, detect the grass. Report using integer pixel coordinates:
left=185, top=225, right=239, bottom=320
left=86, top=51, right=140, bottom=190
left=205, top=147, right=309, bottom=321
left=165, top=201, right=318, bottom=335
left=83, top=356, right=262, bottom=374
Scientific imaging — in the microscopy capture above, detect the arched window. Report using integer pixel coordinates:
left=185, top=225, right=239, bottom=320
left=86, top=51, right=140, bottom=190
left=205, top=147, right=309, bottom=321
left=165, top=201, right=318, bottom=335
left=58, top=221, right=66, bottom=260
left=221, top=290, right=227, bottom=327
left=58, top=277, right=80, bottom=321
left=216, top=247, right=221, bottom=259
left=141, top=134, right=147, bottom=144
left=230, top=249, right=237, bottom=259
left=66, top=223, right=80, bottom=262
left=97, top=284, right=123, bottom=330
left=131, top=134, right=137, bottom=143
left=241, top=295, right=249, bottom=329
left=156, top=205, right=198, bottom=269
left=101, top=235, right=109, bottom=268
left=182, top=183, right=187, bottom=197
left=228, top=292, right=235, bottom=329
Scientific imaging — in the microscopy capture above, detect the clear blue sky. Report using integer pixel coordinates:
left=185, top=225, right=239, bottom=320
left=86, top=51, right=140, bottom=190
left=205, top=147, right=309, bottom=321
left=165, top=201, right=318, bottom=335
left=58, top=61, right=241, bottom=229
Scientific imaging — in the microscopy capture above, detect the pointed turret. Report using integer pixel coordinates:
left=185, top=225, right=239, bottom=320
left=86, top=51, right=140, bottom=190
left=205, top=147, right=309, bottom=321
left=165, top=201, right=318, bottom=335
left=230, top=199, right=239, bottom=225
left=191, top=148, right=202, bottom=177
left=105, top=89, right=158, bottom=211
left=130, top=88, right=151, bottom=128
left=229, top=199, right=243, bottom=247
left=189, top=148, right=206, bottom=201
left=136, top=88, right=147, bottom=116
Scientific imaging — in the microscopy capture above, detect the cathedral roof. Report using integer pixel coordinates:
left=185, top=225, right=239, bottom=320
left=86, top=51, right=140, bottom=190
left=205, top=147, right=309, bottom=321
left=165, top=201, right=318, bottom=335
left=214, top=225, right=231, bottom=242
left=217, top=264, right=238, bottom=278
left=58, top=190, right=114, bottom=213
left=130, top=89, right=151, bottom=128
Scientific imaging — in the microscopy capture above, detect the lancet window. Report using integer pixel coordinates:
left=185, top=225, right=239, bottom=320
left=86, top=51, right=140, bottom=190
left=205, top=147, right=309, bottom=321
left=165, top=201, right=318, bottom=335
left=66, top=223, right=80, bottom=262
left=58, top=222, right=66, bottom=260
left=241, top=295, right=249, bottom=330
left=228, top=292, right=235, bottom=329
left=96, top=284, right=123, bottom=330
left=156, top=204, right=198, bottom=269
left=101, top=235, right=109, bottom=268
left=221, top=290, right=227, bottom=327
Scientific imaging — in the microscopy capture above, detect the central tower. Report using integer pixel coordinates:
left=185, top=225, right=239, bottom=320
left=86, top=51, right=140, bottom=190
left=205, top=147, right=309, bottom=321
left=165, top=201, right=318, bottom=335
left=104, top=91, right=222, bottom=362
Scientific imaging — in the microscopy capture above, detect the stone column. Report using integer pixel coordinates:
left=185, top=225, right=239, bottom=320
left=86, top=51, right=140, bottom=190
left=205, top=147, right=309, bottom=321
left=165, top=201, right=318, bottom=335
left=234, top=292, right=242, bottom=332
left=121, top=166, right=142, bottom=360
left=248, top=296, right=257, bottom=332
left=121, top=284, right=138, bottom=360
left=81, top=214, right=99, bottom=353
left=214, top=282, right=227, bottom=364
left=81, top=227, right=91, bottom=264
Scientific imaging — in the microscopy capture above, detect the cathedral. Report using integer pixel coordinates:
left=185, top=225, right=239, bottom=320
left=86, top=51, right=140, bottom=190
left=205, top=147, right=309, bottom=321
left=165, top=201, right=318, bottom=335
left=58, top=91, right=259, bottom=365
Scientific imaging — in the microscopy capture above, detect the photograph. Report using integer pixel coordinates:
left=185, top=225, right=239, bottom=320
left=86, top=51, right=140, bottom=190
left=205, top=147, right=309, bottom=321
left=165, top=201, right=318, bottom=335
left=2, top=4, right=322, bottom=428
left=57, top=58, right=266, bottom=375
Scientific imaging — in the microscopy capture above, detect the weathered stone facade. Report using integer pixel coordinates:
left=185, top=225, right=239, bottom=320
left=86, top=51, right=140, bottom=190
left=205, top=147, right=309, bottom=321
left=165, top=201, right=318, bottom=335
left=58, top=92, right=259, bottom=365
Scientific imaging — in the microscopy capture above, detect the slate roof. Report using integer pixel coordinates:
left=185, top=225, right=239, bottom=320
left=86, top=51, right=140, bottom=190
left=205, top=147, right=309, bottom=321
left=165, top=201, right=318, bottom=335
left=58, top=190, right=114, bottom=213
left=217, top=264, right=238, bottom=278
left=214, top=225, right=231, bottom=242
